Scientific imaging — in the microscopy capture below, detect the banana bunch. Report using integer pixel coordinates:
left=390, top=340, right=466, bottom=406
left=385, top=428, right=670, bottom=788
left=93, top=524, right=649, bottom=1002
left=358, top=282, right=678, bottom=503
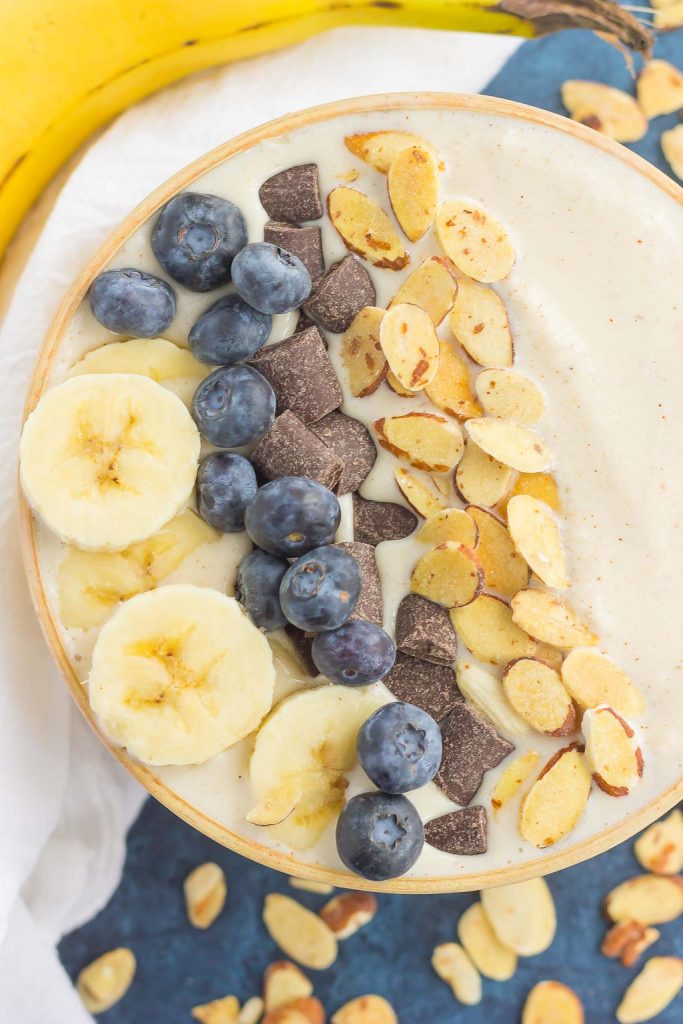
left=0, top=0, right=649, bottom=261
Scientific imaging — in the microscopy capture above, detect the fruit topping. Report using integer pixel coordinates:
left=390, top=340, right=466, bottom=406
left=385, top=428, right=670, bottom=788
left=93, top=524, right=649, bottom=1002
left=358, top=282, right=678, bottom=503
left=152, top=192, right=247, bottom=291
left=188, top=294, right=271, bottom=365
left=435, top=702, right=514, bottom=805
left=251, top=410, right=343, bottom=490
left=67, top=337, right=206, bottom=401
left=305, top=255, right=376, bottom=334
left=336, top=791, right=424, bottom=881
left=196, top=452, right=257, bottom=532
left=89, top=268, right=176, bottom=336
left=312, top=620, right=396, bottom=685
left=192, top=364, right=276, bottom=447
left=259, top=164, right=323, bottom=223
left=357, top=701, right=442, bottom=794
left=327, top=187, right=409, bottom=270
left=244, top=477, right=340, bottom=557
left=236, top=550, right=289, bottom=632
left=250, top=326, right=342, bottom=424
left=425, top=807, right=489, bottom=857
left=280, top=545, right=361, bottom=632
left=232, top=242, right=312, bottom=314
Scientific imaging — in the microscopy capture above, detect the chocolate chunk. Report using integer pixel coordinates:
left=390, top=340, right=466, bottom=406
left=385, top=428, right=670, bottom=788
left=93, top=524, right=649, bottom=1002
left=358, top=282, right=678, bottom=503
left=304, top=255, right=376, bottom=334
left=251, top=410, right=343, bottom=490
left=334, top=541, right=383, bottom=626
left=425, top=806, right=488, bottom=856
left=395, top=594, right=457, bottom=666
left=250, top=326, right=342, bottom=424
left=311, top=411, right=376, bottom=495
left=293, top=312, right=319, bottom=336
left=259, top=163, right=323, bottom=222
left=383, top=652, right=461, bottom=722
left=264, top=221, right=325, bottom=282
left=352, top=493, right=418, bottom=546
left=286, top=625, right=319, bottom=676
left=436, top=704, right=514, bottom=805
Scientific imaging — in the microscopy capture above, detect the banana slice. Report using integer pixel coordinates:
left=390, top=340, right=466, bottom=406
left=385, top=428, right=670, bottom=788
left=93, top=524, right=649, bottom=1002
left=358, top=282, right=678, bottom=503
left=249, top=686, right=383, bottom=850
left=20, top=374, right=200, bottom=551
left=89, top=584, right=275, bottom=765
left=67, top=337, right=209, bottom=405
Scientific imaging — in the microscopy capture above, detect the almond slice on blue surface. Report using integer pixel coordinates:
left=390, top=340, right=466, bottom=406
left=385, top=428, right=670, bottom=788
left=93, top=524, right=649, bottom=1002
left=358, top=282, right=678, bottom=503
left=480, top=878, right=556, bottom=956
left=637, top=60, right=683, bottom=118
left=561, top=81, right=647, bottom=142
left=432, top=943, right=482, bottom=1005
left=458, top=902, right=517, bottom=981
left=522, top=981, right=584, bottom=1024
left=605, top=875, right=683, bottom=925
left=634, top=810, right=683, bottom=875
left=616, top=957, right=683, bottom=1024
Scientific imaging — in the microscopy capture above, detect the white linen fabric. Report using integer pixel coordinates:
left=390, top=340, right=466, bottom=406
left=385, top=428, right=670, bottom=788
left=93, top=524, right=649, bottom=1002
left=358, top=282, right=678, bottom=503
left=0, top=26, right=520, bottom=1023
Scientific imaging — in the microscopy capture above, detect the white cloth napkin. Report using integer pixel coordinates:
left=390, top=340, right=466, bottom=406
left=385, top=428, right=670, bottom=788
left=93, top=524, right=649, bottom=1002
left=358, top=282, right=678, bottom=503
left=0, top=26, right=520, bottom=1023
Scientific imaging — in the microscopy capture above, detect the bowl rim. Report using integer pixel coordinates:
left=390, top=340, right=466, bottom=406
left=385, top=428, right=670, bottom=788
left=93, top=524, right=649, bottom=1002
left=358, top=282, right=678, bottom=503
left=18, top=91, right=683, bottom=894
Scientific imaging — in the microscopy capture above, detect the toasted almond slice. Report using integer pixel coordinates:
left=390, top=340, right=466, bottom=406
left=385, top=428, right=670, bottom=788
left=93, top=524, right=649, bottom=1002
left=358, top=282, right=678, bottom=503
left=184, top=862, right=227, bottom=929
left=389, top=256, right=457, bottom=324
left=560, top=649, right=644, bottom=717
left=345, top=130, right=434, bottom=173
left=522, top=981, right=584, bottom=1024
left=616, top=957, right=683, bottom=1024
left=418, top=507, right=478, bottom=548
left=457, top=659, right=530, bottom=737
left=319, top=892, right=377, bottom=939
left=561, top=81, right=647, bottom=142
left=602, top=921, right=660, bottom=969
left=411, top=541, right=482, bottom=608
left=534, top=642, right=564, bottom=672
left=481, top=878, right=556, bottom=956
left=263, top=997, right=324, bottom=1024
left=465, top=418, right=552, bottom=473
left=375, top=412, right=463, bottom=472
left=475, top=368, right=545, bottom=425
left=379, top=303, right=439, bottom=391
left=388, top=144, right=439, bottom=241
left=507, top=495, right=569, bottom=589
left=288, top=878, right=334, bottom=895
left=432, top=943, right=482, bottom=1005
left=655, top=2, right=683, bottom=28
left=451, top=594, right=537, bottom=666
left=263, top=962, right=313, bottom=1012
left=637, top=60, right=683, bottom=118
left=634, top=810, right=683, bottom=875
left=341, top=306, right=388, bottom=398
left=328, top=187, right=408, bottom=270
left=192, top=995, right=240, bottom=1024
left=583, top=707, right=643, bottom=797
left=499, top=472, right=560, bottom=521
left=466, top=504, right=529, bottom=598
left=449, top=279, right=513, bottom=367
left=332, top=995, right=397, bottom=1024
left=394, top=466, right=447, bottom=518
left=386, top=370, right=416, bottom=397
left=455, top=439, right=515, bottom=507
left=247, top=782, right=302, bottom=826
left=77, top=948, right=136, bottom=1014
left=436, top=201, right=515, bottom=283
left=511, top=590, right=596, bottom=649
left=263, top=895, right=338, bottom=970
left=431, top=473, right=452, bottom=498
left=519, top=743, right=591, bottom=848
left=503, top=658, right=576, bottom=736
left=491, top=750, right=540, bottom=814
left=606, top=875, right=683, bottom=925
left=661, top=123, right=683, bottom=180
left=458, top=902, right=517, bottom=981
left=425, top=340, right=482, bottom=420
left=238, top=997, right=265, bottom=1024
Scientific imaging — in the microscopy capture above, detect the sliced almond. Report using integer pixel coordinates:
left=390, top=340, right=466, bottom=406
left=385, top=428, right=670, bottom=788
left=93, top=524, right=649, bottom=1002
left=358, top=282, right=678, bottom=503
left=379, top=303, right=439, bottom=391
left=436, top=201, right=515, bottom=283
left=418, top=507, right=478, bottom=548
left=466, top=504, right=529, bottom=598
left=637, top=60, right=683, bottom=118
left=602, top=921, right=660, bottom=969
left=193, top=996, right=240, bottom=1024
left=331, top=995, right=397, bottom=1024
left=616, top=957, right=683, bottom=1024
left=475, top=368, right=545, bottom=424
left=451, top=594, right=537, bottom=666
left=238, top=997, right=264, bottom=1024
left=465, top=418, right=552, bottom=473
left=491, top=750, right=541, bottom=814
left=389, top=256, right=457, bottom=324
left=455, top=439, right=515, bottom=508
left=519, top=743, right=592, bottom=848
left=561, top=81, right=647, bottom=142
left=247, top=782, right=302, bottom=827
left=386, top=370, right=416, bottom=397
left=661, top=123, right=683, bottom=180
left=288, top=878, right=334, bottom=895
left=319, top=892, right=377, bottom=939
left=583, top=706, right=643, bottom=797
left=449, top=279, right=513, bottom=367
left=503, top=657, right=576, bottom=736
left=263, top=997, right=324, bottom=1024
left=481, top=877, right=557, bottom=956
left=345, top=130, right=434, bottom=173
left=411, top=541, right=482, bottom=608
left=655, top=3, right=683, bottom=28
left=499, top=472, right=561, bottom=520
left=606, top=875, right=683, bottom=926
left=507, top=495, right=569, bottom=589
left=457, top=902, right=518, bottom=981
left=263, top=894, right=338, bottom=970
left=457, top=659, right=530, bottom=736
left=375, top=412, right=463, bottom=472
left=184, top=862, right=227, bottom=929
left=388, top=144, right=439, bottom=241
left=432, top=943, right=482, bottom=1005
left=394, top=466, right=447, bottom=518
left=341, top=306, right=388, bottom=398
left=561, top=649, right=644, bottom=717
left=77, top=948, right=136, bottom=1014
left=522, top=981, right=584, bottom=1024
left=634, top=810, right=683, bottom=875
left=264, top=962, right=313, bottom=1012
left=511, top=590, right=596, bottom=649
left=425, top=340, right=482, bottom=420
left=431, top=474, right=452, bottom=498
left=328, top=187, right=408, bottom=270
left=534, top=642, right=565, bottom=672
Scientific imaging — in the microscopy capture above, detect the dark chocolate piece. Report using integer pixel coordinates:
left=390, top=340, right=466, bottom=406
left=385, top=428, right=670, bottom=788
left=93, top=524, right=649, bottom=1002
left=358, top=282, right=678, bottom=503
left=251, top=410, right=342, bottom=490
left=264, top=221, right=325, bottom=282
left=250, top=326, right=342, bottom=424
left=351, top=493, right=418, bottom=546
left=293, top=311, right=318, bottom=337
left=304, top=255, right=376, bottom=334
left=383, top=652, right=461, bottom=722
left=311, top=411, right=376, bottom=495
left=395, top=594, right=457, bottom=666
left=436, top=704, right=514, bottom=805
left=334, top=541, right=383, bottom=626
left=286, top=625, right=319, bottom=677
left=259, top=163, right=323, bottom=222
left=425, top=806, right=488, bottom=856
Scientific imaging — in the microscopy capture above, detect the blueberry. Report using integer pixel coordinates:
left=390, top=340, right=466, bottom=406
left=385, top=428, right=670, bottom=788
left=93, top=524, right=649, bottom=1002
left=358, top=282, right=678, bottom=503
left=312, top=620, right=396, bottom=686
left=89, top=268, right=175, bottom=336
left=196, top=452, right=257, bottom=532
left=189, top=294, right=271, bottom=365
left=336, top=792, right=424, bottom=881
left=152, top=192, right=248, bottom=292
left=192, top=365, right=275, bottom=447
left=244, top=477, right=340, bottom=557
left=236, top=550, right=288, bottom=631
left=232, top=243, right=312, bottom=314
left=357, top=702, right=442, bottom=794
left=280, top=547, right=360, bottom=633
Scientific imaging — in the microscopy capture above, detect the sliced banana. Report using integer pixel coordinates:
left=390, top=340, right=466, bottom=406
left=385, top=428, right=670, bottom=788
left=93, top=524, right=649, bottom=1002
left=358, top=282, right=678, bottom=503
left=20, top=374, right=200, bottom=551
left=249, top=686, right=383, bottom=850
left=89, top=584, right=274, bottom=765
left=67, top=337, right=209, bottom=405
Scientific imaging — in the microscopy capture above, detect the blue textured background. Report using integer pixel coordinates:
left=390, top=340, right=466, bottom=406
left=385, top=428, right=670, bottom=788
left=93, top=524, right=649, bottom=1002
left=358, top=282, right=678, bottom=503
left=59, top=23, right=683, bottom=1022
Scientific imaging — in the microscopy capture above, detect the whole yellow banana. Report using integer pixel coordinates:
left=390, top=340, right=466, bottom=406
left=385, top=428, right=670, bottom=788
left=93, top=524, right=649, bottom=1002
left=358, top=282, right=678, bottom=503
left=0, top=0, right=649, bottom=260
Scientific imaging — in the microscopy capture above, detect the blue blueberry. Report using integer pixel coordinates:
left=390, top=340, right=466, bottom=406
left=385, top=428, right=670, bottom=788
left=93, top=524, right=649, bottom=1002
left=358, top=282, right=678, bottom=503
left=192, top=365, right=275, bottom=447
left=336, top=792, right=424, bottom=881
left=235, top=550, right=288, bottom=631
left=244, top=477, right=340, bottom=558
left=312, top=620, right=396, bottom=686
left=280, top=547, right=360, bottom=633
left=231, top=243, right=311, bottom=314
left=189, top=294, right=271, bottom=365
left=357, top=702, right=442, bottom=794
left=196, top=452, right=257, bottom=532
left=151, top=192, right=248, bottom=292
left=89, top=268, right=175, bottom=336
